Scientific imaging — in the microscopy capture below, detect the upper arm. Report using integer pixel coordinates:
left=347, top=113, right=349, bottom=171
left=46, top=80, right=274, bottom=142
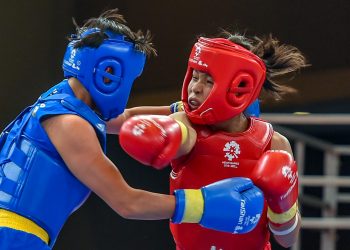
left=270, top=131, right=300, bottom=246
left=41, top=115, right=133, bottom=212
left=42, top=115, right=176, bottom=220
left=271, top=131, right=293, bottom=156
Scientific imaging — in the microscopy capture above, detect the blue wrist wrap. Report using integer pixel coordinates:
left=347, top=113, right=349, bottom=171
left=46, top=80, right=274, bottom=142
left=171, top=189, right=186, bottom=223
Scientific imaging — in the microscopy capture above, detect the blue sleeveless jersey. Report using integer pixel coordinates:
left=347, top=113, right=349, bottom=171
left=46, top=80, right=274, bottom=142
left=0, top=80, right=107, bottom=247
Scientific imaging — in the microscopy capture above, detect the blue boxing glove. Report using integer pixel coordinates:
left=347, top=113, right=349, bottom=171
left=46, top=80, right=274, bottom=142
left=172, top=177, right=264, bottom=234
left=169, top=101, right=184, bottom=113
left=244, top=99, right=260, bottom=117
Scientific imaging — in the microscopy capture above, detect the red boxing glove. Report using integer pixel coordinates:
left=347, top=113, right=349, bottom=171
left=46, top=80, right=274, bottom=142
left=251, top=150, right=298, bottom=225
left=119, top=115, right=186, bottom=169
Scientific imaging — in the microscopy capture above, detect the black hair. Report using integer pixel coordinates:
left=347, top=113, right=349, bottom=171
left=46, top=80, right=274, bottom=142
left=68, top=8, right=156, bottom=57
left=219, top=30, right=309, bottom=100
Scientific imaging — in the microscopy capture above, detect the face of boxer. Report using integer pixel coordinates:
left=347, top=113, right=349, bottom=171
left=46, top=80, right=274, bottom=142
left=187, top=70, right=214, bottom=111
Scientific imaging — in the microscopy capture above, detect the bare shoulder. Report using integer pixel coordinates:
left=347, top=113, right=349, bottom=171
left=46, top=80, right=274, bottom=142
left=271, top=131, right=293, bottom=155
left=42, top=114, right=102, bottom=164
left=42, top=114, right=96, bottom=142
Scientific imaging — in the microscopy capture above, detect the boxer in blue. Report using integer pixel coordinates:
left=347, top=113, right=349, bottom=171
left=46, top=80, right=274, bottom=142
left=0, top=8, right=264, bottom=249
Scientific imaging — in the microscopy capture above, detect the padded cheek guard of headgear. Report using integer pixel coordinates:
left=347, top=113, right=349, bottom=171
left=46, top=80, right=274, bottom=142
left=181, top=37, right=266, bottom=125
left=62, top=28, right=146, bottom=121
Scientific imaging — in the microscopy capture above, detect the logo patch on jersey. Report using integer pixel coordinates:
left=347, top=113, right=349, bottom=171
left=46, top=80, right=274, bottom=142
left=222, top=140, right=240, bottom=168
left=170, top=169, right=178, bottom=180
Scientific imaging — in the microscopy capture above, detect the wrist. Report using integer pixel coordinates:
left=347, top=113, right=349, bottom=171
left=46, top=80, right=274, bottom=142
left=170, top=101, right=184, bottom=113
left=267, top=201, right=298, bottom=224
left=172, top=189, right=204, bottom=223
left=269, top=213, right=299, bottom=236
left=176, top=120, right=188, bottom=145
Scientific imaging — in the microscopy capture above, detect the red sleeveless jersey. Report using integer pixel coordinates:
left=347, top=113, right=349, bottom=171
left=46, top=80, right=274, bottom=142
left=170, top=117, right=274, bottom=250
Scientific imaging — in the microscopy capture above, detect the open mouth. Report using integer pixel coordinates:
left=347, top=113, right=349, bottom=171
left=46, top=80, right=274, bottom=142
left=188, top=98, right=200, bottom=110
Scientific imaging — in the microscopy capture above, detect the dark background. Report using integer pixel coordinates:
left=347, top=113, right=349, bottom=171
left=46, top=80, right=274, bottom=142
left=1, top=1, right=349, bottom=249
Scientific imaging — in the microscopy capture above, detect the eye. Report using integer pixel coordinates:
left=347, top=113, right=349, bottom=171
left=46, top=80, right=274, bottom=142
left=191, top=70, right=200, bottom=81
left=192, top=75, right=199, bottom=81
left=207, top=76, right=214, bottom=85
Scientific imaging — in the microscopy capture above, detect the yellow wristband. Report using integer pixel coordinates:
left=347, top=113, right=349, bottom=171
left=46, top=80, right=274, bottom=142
left=176, top=120, right=188, bottom=145
left=182, top=189, right=204, bottom=223
left=176, top=101, right=184, bottom=112
left=170, top=101, right=184, bottom=113
left=267, top=202, right=298, bottom=224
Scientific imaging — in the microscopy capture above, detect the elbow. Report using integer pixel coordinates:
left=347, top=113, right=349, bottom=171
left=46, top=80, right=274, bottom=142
left=107, top=187, right=145, bottom=219
left=112, top=191, right=145, bottom=220
left=122, top=109, right=131, bottom=121
left=118, top=211, right=133, bottom=220
left=115, top=202, right=140, bottom=219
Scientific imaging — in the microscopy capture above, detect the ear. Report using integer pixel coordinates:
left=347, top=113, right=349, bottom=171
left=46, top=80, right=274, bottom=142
left=227, top=73, right=254, bottom=107
left=94, top=59, right=122, bottom=94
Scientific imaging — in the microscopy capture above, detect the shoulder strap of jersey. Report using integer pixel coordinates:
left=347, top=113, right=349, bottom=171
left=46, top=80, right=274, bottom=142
left=0, top=103, right=37, bottom=154
left=40, top=93, right=107, bottom=151
left=250, top=117, right=274, bottom=150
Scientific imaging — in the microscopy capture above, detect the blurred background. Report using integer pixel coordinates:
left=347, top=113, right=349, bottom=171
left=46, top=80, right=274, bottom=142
left=0, top=0, right=349, bottom=249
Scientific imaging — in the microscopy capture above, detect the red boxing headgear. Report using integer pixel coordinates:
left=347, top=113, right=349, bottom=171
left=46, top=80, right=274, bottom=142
left=181, top=37, right=266, bottom=124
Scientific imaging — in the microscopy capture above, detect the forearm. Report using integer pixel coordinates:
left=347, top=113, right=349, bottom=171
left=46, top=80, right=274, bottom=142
left=128, top=106, right=172, bottom=116
left=83, top=158, right=175, bottom=220
left=102, top=168, right=265, bottom=234
left=270, top=211, right=301, bottom=248
left=116, top=188, right=175, bottom=220
left=252, top=150, right=300, bottom=247
left=107, top=106, right=171, bottom=134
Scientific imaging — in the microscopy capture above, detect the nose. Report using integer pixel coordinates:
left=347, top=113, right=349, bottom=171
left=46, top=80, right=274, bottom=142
left=191, top=80, right=204, bottom=94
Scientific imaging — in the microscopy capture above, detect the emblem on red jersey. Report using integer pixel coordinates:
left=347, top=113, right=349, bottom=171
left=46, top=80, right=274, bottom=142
left=222, top=140, right=240, bottom=168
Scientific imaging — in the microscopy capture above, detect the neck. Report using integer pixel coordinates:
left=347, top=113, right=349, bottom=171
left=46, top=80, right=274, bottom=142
left=68, top=78, right=93, bottom=107
left=210, top=113, right=249, bottom=133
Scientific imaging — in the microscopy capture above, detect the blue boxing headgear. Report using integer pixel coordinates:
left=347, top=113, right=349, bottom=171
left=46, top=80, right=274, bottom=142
left=62, top=28, right=146, bottom=120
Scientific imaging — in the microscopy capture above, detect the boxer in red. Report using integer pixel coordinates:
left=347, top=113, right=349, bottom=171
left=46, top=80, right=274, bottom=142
left=118, top=31, right=308, bottom=250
